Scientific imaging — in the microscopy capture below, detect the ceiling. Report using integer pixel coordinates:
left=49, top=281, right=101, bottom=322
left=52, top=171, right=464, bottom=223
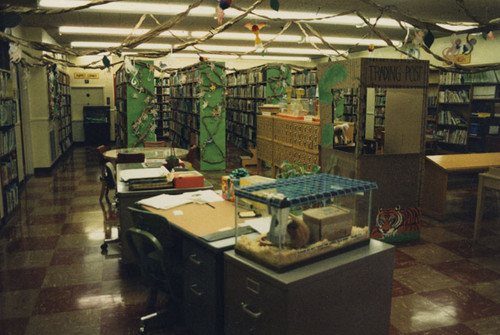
left=2, top=0, right=500, bottom=59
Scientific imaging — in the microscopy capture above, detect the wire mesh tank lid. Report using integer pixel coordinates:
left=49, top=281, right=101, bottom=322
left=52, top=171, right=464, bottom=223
left=234, top=173, right=378, bottom=209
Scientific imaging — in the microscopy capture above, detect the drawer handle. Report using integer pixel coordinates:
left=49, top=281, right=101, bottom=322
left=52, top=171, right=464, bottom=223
left=241, top=303, right=262, bottom=319
left=190, top=284, right=204, bottom=297
left=189, top=254, right=201, bottom=266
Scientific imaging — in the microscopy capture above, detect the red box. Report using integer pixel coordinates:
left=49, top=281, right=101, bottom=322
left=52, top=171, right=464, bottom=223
left=173, top=172, right=204, bottom=189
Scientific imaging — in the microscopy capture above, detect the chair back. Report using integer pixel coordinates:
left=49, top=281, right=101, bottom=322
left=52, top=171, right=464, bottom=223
left=117, top=152, right=145, bottom=163
left=126, top=227, right=170, bottom=286
left=97, top=145, right=107, bottom=166
left=104, top=162, right=116, bottom=189
left=144, top=141, right=168, bottom=148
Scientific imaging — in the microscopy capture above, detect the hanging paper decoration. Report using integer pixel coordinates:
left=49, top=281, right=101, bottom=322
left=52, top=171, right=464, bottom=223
left=270, top=0, right=280, bottom=11
left=487, top=31, right=494, bottom=41
left=244, top=22, right=266, bottom=47
left=368, top=44, right=375, bottom=52
left=102, top=56, right=111, bottom=68
left=442, top=33, right=473, bottom=64
left=8, top=43, right=22, bottom=63
left=216, top=0, right=232, bottom=24
left=219, top=0, right=232, bottom=9
left=318, top=64, right=348, bottom=104
left=463, top=34, right=477, bottom=54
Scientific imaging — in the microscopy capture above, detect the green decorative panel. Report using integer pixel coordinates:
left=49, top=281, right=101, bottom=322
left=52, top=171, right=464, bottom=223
left=126, top=60, right=156, bottom=147
left=266, top=65, right=291, bottom=104
left=199, top=62, right=226, bottom=171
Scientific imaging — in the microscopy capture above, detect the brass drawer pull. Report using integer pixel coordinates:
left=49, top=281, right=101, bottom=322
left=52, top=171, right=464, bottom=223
left=190, top=284, right=204, bottom=296
left=189, top=254, right=201, bottom=265
left=241, top=303, right=262, bottom=319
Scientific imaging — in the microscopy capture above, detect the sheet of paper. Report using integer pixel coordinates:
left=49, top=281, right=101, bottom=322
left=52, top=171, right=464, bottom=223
left=137, top=193, right=192, bottom=210
left=181, top=190, right=225, bottom=203
left=242, top=216, right=272, bottom=234
left=120, top=166, right=169, bottom=181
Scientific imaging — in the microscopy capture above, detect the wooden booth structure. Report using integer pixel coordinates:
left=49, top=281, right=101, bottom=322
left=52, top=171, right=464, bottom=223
left=318, top=58, right=429, bottom=242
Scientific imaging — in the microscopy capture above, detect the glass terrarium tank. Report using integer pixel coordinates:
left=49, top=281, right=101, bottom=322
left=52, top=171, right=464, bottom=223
left=234, top=173, right=378, bottom=272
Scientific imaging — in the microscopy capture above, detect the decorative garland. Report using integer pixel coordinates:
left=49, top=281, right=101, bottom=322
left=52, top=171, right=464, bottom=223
left=1, top=0, right=499, bottom=73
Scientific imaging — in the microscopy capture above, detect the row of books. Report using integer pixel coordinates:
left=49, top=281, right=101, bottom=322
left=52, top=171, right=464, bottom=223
left=0, top=128, right=16, bottom=156
left=226, top=120, right=256, bottom=141
left=227, top=85, right=267, bottom=99
left=227, top=71, right=267, bottom=86
left=293, top=71, right=317, bottom=86
left=428, top=95, right=438, bottom=107
left=227, top=110, right=257, bottom=127
left=170, top=99, right=200, bottom=114
left=440, top=70, right=500, bottom=84
left=227, top=98, right=259, bottom=113
left=227, top=132, right=254, bottom=149
left=155, top=103, right=170, bottom=112
left=436, top=129, right=468, bottom=145
left=438, top=89, right=470, bottom=103
left=1, top=156, right=18, bottom=187
left=0, top=71, right=12, bottom=98
left=170, top=70, right=201, bottom=86
left=155, top=77, right=170, bottom=86
left=155, top=86, right=170, bottom=95
left=0, top=100, right=17, bottom=127
left=170, top=85, right=201, bottom=98
left=4, top=183, right=18, bottom=215
left=437, top=110, right=467, bottom=126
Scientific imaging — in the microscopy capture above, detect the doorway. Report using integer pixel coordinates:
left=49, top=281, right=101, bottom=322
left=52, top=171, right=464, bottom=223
left=71, top=87, right=105, bottom=142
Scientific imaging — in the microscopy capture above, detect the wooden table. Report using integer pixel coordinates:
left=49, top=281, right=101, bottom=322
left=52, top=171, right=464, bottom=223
left=423, top=153, right=500, bottom=220
left=103, top=147, right=189, bottom=163
left=473, top=167, right=500, bottom=240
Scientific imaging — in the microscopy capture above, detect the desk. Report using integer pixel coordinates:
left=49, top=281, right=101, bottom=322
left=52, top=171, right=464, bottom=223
left=104, top=147, right=189, bottom=163
left=224, top=240, right=394, bottom=335
left=116, top=163, right=212, bottom=264
left=474, top=167, right=500, bottom=240
left=145, top=201, right=248, bottom=335
left=423, top=153, right=500, bottom=220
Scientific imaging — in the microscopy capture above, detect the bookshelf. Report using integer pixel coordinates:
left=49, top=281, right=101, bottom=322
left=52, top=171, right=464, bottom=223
left=47, top=67, right=72, bottom=154
left=0, top=68, right=19, bottom=220
left=114, top=60, right=156, bottom=148
left=170, top=61, right=226, bottom=170
left=434, top=69, right=500, bottom=152
left=154, top=76, right=170, bottom=141
left=374, top=88, right=387, bottom=127
left=292, top=68, right=317, bottom=99
left=226, top=64, right=291, bottom=150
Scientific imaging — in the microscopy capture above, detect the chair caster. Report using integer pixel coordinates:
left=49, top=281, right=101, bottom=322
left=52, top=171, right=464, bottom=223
left=100, top=243, right=108, bottom=254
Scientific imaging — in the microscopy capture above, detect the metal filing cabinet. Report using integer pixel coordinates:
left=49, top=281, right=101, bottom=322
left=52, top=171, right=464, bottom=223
left=224, top=239, right=395, bottom=335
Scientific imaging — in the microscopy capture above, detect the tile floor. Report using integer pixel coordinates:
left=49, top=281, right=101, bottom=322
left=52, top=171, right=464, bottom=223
left=0, top=145, right=499, bottom=335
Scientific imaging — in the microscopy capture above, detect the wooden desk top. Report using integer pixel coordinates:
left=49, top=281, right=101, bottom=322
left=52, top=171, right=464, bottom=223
left=426, top=153, right=500, bottom=173
left=145, top=200, right=244, bottom=237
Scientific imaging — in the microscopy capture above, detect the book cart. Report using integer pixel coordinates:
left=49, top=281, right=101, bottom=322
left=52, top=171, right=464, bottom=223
left=318, top=58, right=429, bottom=240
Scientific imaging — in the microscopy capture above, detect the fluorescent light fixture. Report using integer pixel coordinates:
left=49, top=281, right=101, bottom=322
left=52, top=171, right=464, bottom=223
left=176, top=53, right=240, bottom=60
left=70, top=41, right=172, bottom=49
left=60, top=26, right=189, bottom=37
left=436, top=23, right=479, bottom=32
left=40, top=0, right=215, bottom=16
left=61, top=26, right=399, bottom=47
left=42, top=0, right=403, bottom=28
left=241, top=55, right=311, bottom=62
left=266, top=47, right=346, bottom=55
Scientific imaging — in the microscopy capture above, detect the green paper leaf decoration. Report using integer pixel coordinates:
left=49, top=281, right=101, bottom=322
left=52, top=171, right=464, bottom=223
left=336, top=99, right=344, bottom=119
left=321, top=123, right=334, bottom=147
left=102, top=56, right=110, bottom=68
left=270, top=0, right=280, bottom=11
left=318, top=65, right=348, bottom=103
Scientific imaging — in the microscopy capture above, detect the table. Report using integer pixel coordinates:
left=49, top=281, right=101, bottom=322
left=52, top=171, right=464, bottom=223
left=224, top=240, right=395, bottom=335
left=473, top=167, right=500, bottom=240
left=103, top=147, right=189, bottom=163
left=423, top=153, right=500, bottom=220
left=116, top=163, right=212, bottom=264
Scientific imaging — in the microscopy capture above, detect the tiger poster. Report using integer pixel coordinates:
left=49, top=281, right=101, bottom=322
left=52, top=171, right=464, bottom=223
left=371, top=206, right=422, bottom=243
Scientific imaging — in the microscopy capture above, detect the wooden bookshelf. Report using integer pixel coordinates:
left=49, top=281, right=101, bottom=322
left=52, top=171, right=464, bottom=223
left=433, top=69, right=500, bottom=152
left=154, top=76, right=170, bottom=141
left=47, top=67, right=73, bottom=155
left=0, top=68, right=19, bottom=220
left=226, top=64, right=291, bottom=150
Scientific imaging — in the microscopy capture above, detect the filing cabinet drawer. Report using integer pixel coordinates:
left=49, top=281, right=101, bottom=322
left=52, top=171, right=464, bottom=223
left=182, top=238, right=219, bottom=335
left=224, top=258, right=286, bottom=335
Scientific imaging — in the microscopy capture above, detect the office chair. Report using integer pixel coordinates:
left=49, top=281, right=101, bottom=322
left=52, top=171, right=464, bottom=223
left=143, top=140, right=168, bottom=148
left=97, top=145, right=115, bottom=203
left=117, top=152, right=146, bottom=164
left=127, top=206, right=183, bottom=333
